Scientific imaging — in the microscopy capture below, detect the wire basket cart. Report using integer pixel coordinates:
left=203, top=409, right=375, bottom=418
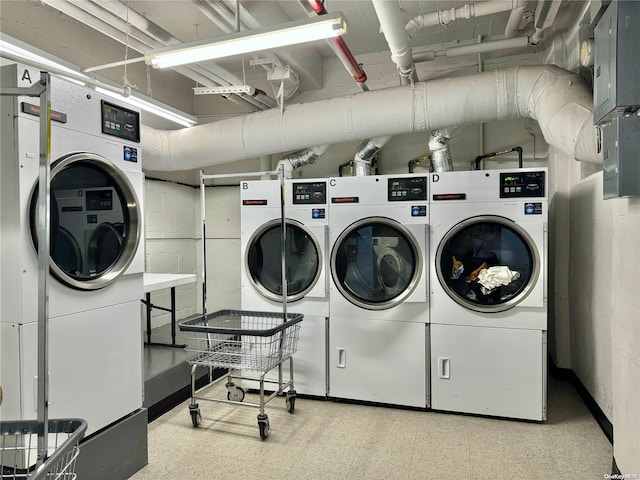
left=0, top=419, right=87, bottom=480
left=179, top=309, right=303, bottom=439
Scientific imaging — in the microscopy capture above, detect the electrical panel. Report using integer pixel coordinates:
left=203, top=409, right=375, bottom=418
left=602, top=115, right=640, bottom=199
left=593, top=0, right=640, bottom=124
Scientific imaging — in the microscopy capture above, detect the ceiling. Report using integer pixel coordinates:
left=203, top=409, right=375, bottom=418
left=1, top=0, right=551, bottom=182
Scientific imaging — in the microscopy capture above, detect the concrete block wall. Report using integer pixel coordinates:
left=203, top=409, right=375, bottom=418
left=547, top=1, right=640, bottom=473
left=144, top=180, right=198, bottom=330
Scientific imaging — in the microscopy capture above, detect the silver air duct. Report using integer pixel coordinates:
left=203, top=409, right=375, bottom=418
left=276, top=144, right=330, bottom=178
left=353, top=136, right=392, bottom=176
left=428, top=130, right=454, bottom=172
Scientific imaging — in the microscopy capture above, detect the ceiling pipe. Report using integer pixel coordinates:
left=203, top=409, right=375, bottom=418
left=414, top=36, right=530, bottom=62
left=505, top=0, right=528, bottom=37
left=406, top=1, right=516, bottom=36
left=372, top=0, right=416, bottom=85
left=353, top=136, right=392, bottom=176
left=141, top=65, right=602, bottom=171
left=306, top=0, right=368, bottom=90
left=530, top=0, right=563, bottom=45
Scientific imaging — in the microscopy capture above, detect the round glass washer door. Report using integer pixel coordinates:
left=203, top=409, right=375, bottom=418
left=331, top=217, right=422, bottom=310
left=435, top=215, right=540, bottom=313
left=245, top=219, right=322, bottom=303
left=30, top=152, right=141, bottom=290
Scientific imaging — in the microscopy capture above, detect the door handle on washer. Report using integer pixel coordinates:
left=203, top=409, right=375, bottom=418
left=437, top=357, right=450, bottom=379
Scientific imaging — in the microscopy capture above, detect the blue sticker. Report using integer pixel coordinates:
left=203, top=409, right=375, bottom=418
left=525, top=202, right=543, bottom=215
left=124, top=146, right=138, bottom=163
left=411, top=205, right=427, bottom=217
left=312, top=208, right=326, bottom=219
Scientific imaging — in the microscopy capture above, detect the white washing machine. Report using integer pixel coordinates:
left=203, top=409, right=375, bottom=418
left=0, top=64, right=144, bottom=435
left=328, top=174, right=429, bottom=408
left=240, top=178, right=328, bottom=396
left=429, top=168, right=548, bottom=421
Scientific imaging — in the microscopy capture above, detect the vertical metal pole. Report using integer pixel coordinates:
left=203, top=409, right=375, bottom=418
left=200, top=170, right=207, bottom=317
left=279, top=164, right=287, bottom=319
left=36, top=72, right=51, bottom=465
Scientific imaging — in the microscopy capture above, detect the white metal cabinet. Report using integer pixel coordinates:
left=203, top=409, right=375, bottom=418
left=329, top=317, right=427, bottom=408
left=430, top=324, right=546, bottom=421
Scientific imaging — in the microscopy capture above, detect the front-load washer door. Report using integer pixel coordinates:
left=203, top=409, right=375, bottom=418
left=30, top=153, right=141, bottom=290
left=435, top=215, right=541, bottom=313
left=245, top=219, right=325, bottom=302
left=331, top=217, right=424, bottom=310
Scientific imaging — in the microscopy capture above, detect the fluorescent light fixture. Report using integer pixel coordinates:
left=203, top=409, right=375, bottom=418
left=1, top=33, right=196, bottom=128
left=95, top=87, right=197, bottom=128
left=0, top=34, right=89, bottom=80
left=146, top=12, right=347, bottom=69
left=193, top=85, right=255, bottom=95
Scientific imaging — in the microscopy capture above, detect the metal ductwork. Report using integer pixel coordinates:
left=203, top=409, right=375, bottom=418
left=141, top=65, right=602, bottom=172
left=275, top=144, right=330, bottom=178
left=428, top=130, right=454, bottom=172
left=353, top=136, right=392, bottom=176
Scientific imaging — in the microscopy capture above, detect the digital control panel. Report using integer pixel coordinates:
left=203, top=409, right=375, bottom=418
left=292, top=182, right=327, bottom=205
left=500, top=171, right=545, bottom=198
left=86, top=189, right=113, bottom=211
left=101, top=100, right=140, bottom=143
left=388, top=177, right=427, bottom=201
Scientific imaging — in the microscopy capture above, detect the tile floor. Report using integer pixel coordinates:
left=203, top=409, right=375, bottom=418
left=130, top=376, right=612, bottom=480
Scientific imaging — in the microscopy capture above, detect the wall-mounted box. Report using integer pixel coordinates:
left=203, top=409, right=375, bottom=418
left=602, top=115, right=640, bottom=199
left=593, top=0, right=640, bottom=124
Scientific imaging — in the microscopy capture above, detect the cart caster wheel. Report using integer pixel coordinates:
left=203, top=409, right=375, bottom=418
left=227, top=385, right=245, bottom=402
left=190, top=411, right=201, bottom=427
left=257, top=414, right=270, bottom=440
left=189, top=404, right=201, bottom=427
left=285, top=390, right=296, bottom=414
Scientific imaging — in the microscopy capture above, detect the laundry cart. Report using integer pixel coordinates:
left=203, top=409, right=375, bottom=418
left=179, top=309, right=303, bottom=439
left=0, top=419, right=87, bottom=480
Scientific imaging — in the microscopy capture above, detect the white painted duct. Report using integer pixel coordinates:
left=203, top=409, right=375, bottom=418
left=353, top=136, right=392, bottom=176
left=372, top=0, right=415, bottom=84
left=141, top=65, right=602, bottom=171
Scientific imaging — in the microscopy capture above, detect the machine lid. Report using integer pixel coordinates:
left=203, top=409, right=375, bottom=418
left=245, top=219, right=322, bottom=303
left=435, top=215, right=540, bottom=313
left=331, top=217, right=422, bottom=310
left=30, top=152, right=141, bottom=290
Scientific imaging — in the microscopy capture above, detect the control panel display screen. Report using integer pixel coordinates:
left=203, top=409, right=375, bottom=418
left=86, top=189, right=113, bottom=211
left=388, top=177, right=427, bottom=201
left=101, top=100, right=140, bottom=143
left=292, top=182, right=327, bottom=205
left=500, top=171, right=546, bottom=198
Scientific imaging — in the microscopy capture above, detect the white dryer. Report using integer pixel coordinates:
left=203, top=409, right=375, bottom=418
left=0, top=64, right=144, bottom=435
left=328, top=174, right=429, bottom=408
left=429, top=168, right=548, bottom=421
left=240, top=178, right=328, bottom=396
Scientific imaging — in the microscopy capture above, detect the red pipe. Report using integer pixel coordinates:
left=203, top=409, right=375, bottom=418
left=307, top=0, right=367, bottom=85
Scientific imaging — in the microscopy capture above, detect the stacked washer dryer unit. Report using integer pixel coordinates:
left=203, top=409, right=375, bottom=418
left=0, top=65, right=144, bottom=435
left=429, top=168, right=548, bottom=421
left=240, top=178, right=329, bottom=396
left=328, top=174, right=429, bottom=408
